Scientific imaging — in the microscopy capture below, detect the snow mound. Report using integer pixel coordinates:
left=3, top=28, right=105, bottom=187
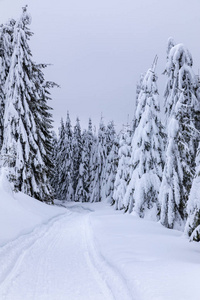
left=0, top=169, right=66, bottom=246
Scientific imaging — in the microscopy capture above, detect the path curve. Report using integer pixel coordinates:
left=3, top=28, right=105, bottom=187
left=0, top=206, right=134, bottom=300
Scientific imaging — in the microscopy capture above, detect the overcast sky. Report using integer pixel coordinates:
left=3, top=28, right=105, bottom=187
left=0, top=0, right=200, bottom=131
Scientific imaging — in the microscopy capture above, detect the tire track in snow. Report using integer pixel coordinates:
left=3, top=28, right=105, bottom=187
left=0, top=210, right=115, bottom=300
left=0, top=205, right=136, bottom=300
left=31, top=220, right=66, bottom=300
left=83, top=213, right=134, bottom=300
left=0, top=212, right=70, bottom=296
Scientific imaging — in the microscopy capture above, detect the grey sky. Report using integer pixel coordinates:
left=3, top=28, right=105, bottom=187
left=0, top=0, right=200, bottom=131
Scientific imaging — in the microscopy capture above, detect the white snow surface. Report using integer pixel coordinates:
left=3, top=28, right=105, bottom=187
left=0, top=169, right=65, bottom=246
left=0, top=175, right=200, bottom=300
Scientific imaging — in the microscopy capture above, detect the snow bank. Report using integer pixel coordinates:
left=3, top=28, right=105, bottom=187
left=0, top=169, right=66, bottom=246
left=72, top=202, right=200, bottom=300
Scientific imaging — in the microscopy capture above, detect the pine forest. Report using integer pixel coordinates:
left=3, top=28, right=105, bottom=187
left=2, top=5, right=200, bottom=300
left=0, top=7, right=200, bottom=241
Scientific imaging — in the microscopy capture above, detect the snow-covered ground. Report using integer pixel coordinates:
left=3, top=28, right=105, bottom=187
left=64, top=202, right=200, bottom=300
left=0, top=169, right=66, bottom=246
left=0, top=174, right=200, bottom=300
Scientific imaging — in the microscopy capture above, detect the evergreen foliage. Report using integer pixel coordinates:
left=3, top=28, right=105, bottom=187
left=50, top=130, right=58, bottom=197
left=160, top=42, right=199, bottom=229
left=72, top=117, right=82, bottom=200
left=55, top=115, right=74, bottom=201
left=185, top=145, right=200, bottom=240
left=89, top=135, right=100, bottom=202
left=124, top=63, right=164, bottom=218
left=104, top=136, right=119, bottom=204
left=113, top=126, right=132, bottom=210
left=2, top=8, right=200, bottom=243
left=0, top=19, right=15, bottom=148
left=101, top=120, right=116, bottom=201
left=75, top=118, right=94, bottom=202
left=1, top=7, right=55, bottom=203
left=88, top=118, right=106, bottom=202
left=75, top=129, right=90, bottom=202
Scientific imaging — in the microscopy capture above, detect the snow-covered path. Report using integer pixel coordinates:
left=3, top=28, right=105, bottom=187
left=0, top=206, right=133, bottom=300
left=1, top=200, right=200, bottom=300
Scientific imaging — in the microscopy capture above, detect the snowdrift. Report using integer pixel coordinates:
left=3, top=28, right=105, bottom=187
left=0, top=169, right=66, bottom=246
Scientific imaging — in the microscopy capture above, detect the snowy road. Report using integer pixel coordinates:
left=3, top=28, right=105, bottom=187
left=1, top=200, right=200, bottom=300
left=0, top=205, right=133, bottom=300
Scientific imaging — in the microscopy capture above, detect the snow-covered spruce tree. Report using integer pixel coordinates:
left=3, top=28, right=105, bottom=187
left=105, top=120, right=116, bottom=156
left=114, top=74, right=144, bottom=211
left=163, top=37, right=176, bottom=124
left=72, top=117, right=82, bottom=200
left=98, top=118, right=107, bottom=201
left=159, top=41, right=199, bottom=229
left=0, top=19, right=15, bottom=147
left=31, top=64, right=56, bottom=202
left=89, top=134, right=101, bottom=202
left=113, top=126, right=132, bottom=210
left=135, top=74, right=144, bottom=114
left=65, top=112, right=74, bottom=201
left=98, top=118, right=107, bottom=176
left=103, top=135, right=119, bottom=204
left=123, top=70, right=154, bottom=213
left=101, top=120, right=116, bottom=201
left=75, top=118, right=94, bottom=202
left=55, top=114, right=74, bottom=201
left=123, top=63, right=164, bottom=219
left=55, top=119, right=65, bottom=199
left=50, top=130, right=58, bottom=197
left=1, top=7, right=54, bottom=203
left=85, top=118, right=94, bottom=195
left=184, top=144, right=200, bottom=241
left=89, top=118, right=107, bottom=202
left=75, top=131, right=89, bottom=202
left=88, top=119, right=105, bottom=203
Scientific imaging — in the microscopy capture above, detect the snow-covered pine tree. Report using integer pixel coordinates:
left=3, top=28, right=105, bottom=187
left=89, top=119, right=107, bottom=203
left=159, top=41, right=199, bottom=229
left=163, top=37, right=176, bottom=124
left=85, top=118, right=94, bottom=195
left=184, top=144, right=200, bottom=241
left=55, top=119, right=65, bottom=199
left=101, top=120, right=116, bottom=201
left=2, top=7, right=37, bottom=193
left=89, top=118, right=107, bottom=202
left=115, top=74, right=145, bottom=211
left=50, top=130, right=58, bottom=197
left=98, top=118, right=107, bottom=174
left=123, top=61, right=164, bottom=219
left=72, top=117, right=82, bottom=200
left=1, top=7, right=54, bottom=203
left=75, top=129, right=90, bottom=202
left=123, top=69, right=155, bottom=213
left=31, top=64, right=56, bottom=202
left=105, top=120, right=116, bottom=156
left=113, top=125, right=132, bottom=210
left=55, top=113, right=74, bottom=201
left=89, top=134, right=100, bottom=202
left=135, top=74, right=144, bottom=115
left=103, top=135, right=119, bottom=204
left=65, top=112, right=74, bottom=201
left=97, top=118, right=107, bottom=201
left=0, top=19, right=15, bottom=147
left=75, top=118, right=94, bottom=202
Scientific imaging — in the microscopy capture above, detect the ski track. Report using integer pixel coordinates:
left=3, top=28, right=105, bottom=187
left=0, top=212, right=70, bottom=298
left=0, top=206, right=135, bottom=300
left=83, top=214, right=134, bottom=300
